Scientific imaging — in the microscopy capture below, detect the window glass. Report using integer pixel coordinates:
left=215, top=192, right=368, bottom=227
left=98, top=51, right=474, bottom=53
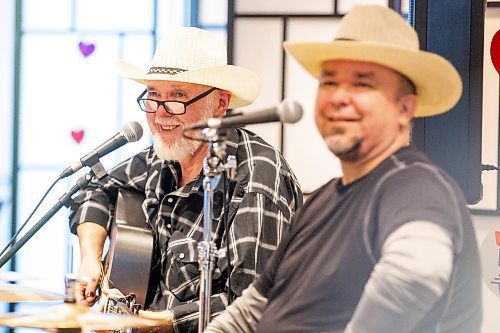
left=235, top=0, right=334, bottom=14
left=157, top=0, right=187, bottom=32
left=75, top=0, right=154, bottom=31
left=337, top=0, right=387, bottom=15
left=23, top=0, right=72, bottom=30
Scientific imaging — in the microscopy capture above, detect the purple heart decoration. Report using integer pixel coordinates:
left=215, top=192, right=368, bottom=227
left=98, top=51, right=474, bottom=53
left=79, top=42, right=95, bottom=57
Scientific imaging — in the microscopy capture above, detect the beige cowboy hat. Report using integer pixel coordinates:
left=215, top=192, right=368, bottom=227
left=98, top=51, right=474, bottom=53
left=283, top=5, right=462, bottom=117
left=117, top=27, right=260, bottom=108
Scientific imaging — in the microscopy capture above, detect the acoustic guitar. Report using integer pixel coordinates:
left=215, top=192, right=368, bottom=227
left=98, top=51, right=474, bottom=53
left=103, top=189, right=153, bottom=308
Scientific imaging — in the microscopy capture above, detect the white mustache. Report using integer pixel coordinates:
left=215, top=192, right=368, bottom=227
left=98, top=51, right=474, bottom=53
left=156, top=119, right=183, bottom=127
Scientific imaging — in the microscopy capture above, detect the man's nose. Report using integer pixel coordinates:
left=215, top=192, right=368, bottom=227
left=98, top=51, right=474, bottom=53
left=156, top=104, right=173, bottom=117
left=328, top=86, right=352, bottom=107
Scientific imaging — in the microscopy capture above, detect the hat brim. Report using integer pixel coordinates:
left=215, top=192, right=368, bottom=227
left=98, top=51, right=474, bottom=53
left=283, top=40, right=462, bottom=117
left=117, top=61, right=261, bottom=109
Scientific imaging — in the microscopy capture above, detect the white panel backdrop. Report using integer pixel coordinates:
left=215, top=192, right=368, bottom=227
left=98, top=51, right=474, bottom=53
left=235, top=0, right=334, bottom=14
left=469, top=6, right=500, bottom=211
left=233, top=18, right=284, bottom=149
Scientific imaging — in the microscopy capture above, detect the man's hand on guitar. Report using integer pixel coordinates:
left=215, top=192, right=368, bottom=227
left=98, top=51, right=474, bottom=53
left=75, top=222, right=108, bottom=307
left=75, top=258, right=102, bottom=306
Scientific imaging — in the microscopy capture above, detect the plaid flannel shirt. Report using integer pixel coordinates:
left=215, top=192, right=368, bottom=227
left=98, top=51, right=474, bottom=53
left=69, top=128, right=302, bottom=332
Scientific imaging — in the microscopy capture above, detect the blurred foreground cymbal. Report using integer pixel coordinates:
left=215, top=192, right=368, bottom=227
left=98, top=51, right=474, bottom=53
left=0, top=303, right=84, bottom=329
left=0, top=302, right=163, bottom=330
left=0, top=271, right=36, bottom=282
left=0, top=283, right=64, bottom=302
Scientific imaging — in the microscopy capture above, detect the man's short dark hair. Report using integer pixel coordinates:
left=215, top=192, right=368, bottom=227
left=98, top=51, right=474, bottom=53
left=398, top=74, right=417, bottom=98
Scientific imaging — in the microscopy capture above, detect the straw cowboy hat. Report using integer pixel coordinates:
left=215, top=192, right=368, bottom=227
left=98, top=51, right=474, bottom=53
left=283, top=5, right=462, bottom=117
left=117, top=27, right=260, bottom=109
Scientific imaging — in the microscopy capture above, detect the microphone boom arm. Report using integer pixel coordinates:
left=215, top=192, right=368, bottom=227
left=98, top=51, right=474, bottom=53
left=0, top=172, right=94, bottom=268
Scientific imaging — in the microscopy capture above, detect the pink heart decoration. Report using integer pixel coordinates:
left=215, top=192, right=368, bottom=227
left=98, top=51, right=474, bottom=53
left=71, top=130, right=85, bottom=144
left=79, top=42, right=95, bottom=57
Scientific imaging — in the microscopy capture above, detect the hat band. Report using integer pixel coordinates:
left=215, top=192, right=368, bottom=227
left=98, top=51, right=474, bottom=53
left=148, top=67, right=187, bottom=75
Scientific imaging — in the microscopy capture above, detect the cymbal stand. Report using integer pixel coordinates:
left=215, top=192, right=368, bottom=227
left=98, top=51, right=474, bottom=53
left=198, top=128, right=235, bottom=332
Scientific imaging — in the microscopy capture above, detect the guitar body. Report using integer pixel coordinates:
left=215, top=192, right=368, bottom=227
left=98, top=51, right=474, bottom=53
left=105, top=189, right=153, bottom=307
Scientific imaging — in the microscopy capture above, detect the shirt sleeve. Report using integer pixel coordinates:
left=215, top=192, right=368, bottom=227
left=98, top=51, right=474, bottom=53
left=68, top=148, right=151, bottom=234
left=204, top=284, right=268, bottom=333
left=345, top=221, right=454, bottom=333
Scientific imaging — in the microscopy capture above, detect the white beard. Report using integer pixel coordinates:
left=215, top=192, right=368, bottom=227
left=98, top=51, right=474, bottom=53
left=153, top=132, right=202, bottom=162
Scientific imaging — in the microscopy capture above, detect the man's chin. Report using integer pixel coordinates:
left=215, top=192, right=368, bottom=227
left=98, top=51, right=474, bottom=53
left=325, top=137, right=362, bottom=162
left=153, top=134, right=201, bottom=162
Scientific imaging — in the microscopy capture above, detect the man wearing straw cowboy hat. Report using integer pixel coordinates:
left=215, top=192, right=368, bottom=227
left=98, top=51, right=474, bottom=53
left=69, top=27, right=302, bottom=332
left=205, top=5, right=481, bottom=333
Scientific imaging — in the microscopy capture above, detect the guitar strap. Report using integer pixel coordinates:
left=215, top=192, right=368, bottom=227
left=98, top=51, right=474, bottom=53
left=222, top=173, right=237, bottom=304
left=144, top=237, right=163, bottom=308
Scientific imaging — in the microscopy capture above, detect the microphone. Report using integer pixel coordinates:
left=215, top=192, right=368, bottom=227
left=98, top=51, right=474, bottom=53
left=59, top=121, right=143, bottom=179
left=186, top=99, right=303, bottom=130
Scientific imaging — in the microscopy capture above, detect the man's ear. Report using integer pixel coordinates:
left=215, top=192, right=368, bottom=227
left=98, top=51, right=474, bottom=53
left=214, top=90, right=232, bottom=117
left=398, top=94, right=417, bottom=127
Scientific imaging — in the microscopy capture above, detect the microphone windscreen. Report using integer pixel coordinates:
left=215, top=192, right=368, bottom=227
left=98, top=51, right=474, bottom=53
left=278, top=99, right=303, bottom=124
left=122, top=121, right=144, bottom=142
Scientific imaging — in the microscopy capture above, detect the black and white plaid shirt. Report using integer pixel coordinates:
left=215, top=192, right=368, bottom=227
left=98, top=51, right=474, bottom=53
left=69, top=128, right=302, bottom=332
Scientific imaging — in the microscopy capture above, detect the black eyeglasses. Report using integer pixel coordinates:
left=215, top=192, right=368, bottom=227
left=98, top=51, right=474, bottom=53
left=136, top=87, right=218, bottom=115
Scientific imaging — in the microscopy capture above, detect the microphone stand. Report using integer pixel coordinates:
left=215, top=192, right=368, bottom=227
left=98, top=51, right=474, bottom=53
left=198, top=128, right=235, bottom=332
left=0, top=163, right=105, bottom=268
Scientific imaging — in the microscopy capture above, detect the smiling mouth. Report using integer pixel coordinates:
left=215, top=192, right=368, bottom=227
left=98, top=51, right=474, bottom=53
left=158, top=124, right=181, bottom=131
left=328, top=116, right=360, bottom=122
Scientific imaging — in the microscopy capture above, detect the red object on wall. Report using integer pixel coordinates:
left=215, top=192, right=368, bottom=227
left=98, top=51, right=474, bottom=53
left=491, top=30, right=500, bottom=75
left=495, top=231, right=500, bottom=246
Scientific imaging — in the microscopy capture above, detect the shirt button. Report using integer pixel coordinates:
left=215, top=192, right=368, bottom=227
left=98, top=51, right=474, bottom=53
left=167, top=224, right=171, bottom=228
left=178, top=253, right=185, bottom=259
left=167, top=197, right=173, bottom=203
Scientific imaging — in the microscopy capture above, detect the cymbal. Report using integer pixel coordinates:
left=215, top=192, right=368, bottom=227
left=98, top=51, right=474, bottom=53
left=0, top=271, right=36, bottom=282
left=0, top=283, right=64, bottom=302
left=0, top=303, right=84, bottom=329
left=0, top=302, right=163, bottom=330
left=80, top=311, right=163, bottom=331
